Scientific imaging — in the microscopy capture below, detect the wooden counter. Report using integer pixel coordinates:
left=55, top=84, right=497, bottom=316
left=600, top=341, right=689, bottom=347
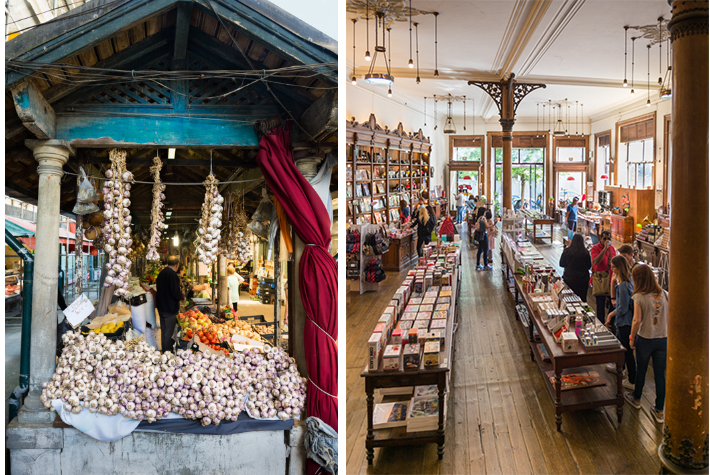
left=381, top=232, right=416, bottom=272
left=609, top=214, right=635, bottom=243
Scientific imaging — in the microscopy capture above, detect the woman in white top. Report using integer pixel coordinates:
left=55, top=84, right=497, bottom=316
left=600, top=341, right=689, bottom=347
left=226, top=264, right=245, bottom=311
left=625, top=264, right=668, bottom=424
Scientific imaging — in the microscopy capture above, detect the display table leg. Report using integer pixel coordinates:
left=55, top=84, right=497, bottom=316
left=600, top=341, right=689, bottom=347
left=366, top=381, right=375, bottom=465
left=616, top=355, right=624, bottom=423
left=555, top=368, right=562, bottom=432
left=437, top=377, right=446, bottom=460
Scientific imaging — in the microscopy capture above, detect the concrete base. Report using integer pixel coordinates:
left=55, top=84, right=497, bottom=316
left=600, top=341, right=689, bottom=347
left=7, top=418, right=306, bottom=475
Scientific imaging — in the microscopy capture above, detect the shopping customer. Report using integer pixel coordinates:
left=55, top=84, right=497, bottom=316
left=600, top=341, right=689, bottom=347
left=617, top=244, right=638, bottom=270
left=605, top=256, right=635, bottom=390
left=399, top=199, right=410, bottom=223
left=411, top=205, right=435, bottom=256
left=486, top=211, right=497, bottom=266
left=456, top=190, right=466, bottom=224
left=227, top=264, right=245, bottom=311
left=590, top=230, right=616, bottom=324
left=558, top=233, right=592, bottom=302
left=625, top=265, right=668, bottom=424
left=566, top=197, right=579, bottom=231
left=475, top=211, right=493, bottom=270
left=156, top=255, right=184, bottom=353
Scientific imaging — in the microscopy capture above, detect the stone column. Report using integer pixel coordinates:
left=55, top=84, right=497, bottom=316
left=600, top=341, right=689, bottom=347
left=218, top=255, right=229, bottom=307
left=20, top=140, right=73, bottom=423
left=660, top=1, right=709, bottom=473
left=500, top=119, right=515, bottom=211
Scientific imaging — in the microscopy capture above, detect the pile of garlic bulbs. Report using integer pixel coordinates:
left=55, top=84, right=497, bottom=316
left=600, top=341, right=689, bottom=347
left=41, top=332, right=306, bottom=425
left=197, top=173, right=224, bottom=266
left=146, top=156, right=166, bottom=262
left=236, top=231, right=251, bottom=262
left=101, top=149, right=134, bottom=296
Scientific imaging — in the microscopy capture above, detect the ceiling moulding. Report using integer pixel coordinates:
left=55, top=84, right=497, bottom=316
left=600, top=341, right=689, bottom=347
left=517, top=0, right=587, bottom=77
left=491, top=0, right=526, bottom=72
left=499, top=0, right=552, bottom=78
left=588, top=96, right=664, bottom=124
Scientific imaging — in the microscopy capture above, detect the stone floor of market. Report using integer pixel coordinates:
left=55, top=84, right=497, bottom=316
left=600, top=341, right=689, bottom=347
left=345, top=223, right=663, bottom=475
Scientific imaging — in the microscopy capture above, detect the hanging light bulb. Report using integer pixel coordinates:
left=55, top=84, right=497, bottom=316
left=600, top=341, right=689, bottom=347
left=623, top=26, right=629, bottom=87
left=408, top=0, right=414, bottom=68
left=433, top=12, right=440, bottom=78
left=173, top=230, right=180, bottom=246
left=365, top=0, right=371, bottom=61
left=630, top=37, right=636, bottom=95
left=351, top=18, right=358, bottom=85
left=387, top=87, right=392, bottom=97
left=646, top=43, right=651, bottom=106
left=415, top=21, right=421, bottom=84
left=553, top=104, right=565, bottom=136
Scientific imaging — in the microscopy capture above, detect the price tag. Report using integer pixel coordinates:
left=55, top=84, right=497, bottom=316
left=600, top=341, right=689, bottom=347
left=64, top=293, right=95, bottom=328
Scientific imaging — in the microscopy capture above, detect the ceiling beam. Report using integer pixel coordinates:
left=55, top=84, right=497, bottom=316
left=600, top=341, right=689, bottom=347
left=173, top=1, right=192, bottom=61
left=10, top=80, right=56, bottom=139
left=298, top=88, right=337, bottom=142
left=85, top=156, right=252, bottom=167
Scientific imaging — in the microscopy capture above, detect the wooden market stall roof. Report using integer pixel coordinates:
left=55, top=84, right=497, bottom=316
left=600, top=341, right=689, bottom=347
left=5, top=0, right=338, bottom=219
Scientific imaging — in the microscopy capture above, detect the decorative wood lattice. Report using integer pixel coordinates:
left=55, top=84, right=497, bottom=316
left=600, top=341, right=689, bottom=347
left=187, top=57, right=275, bottom=107
left=73, top=56, right=172, bottom=106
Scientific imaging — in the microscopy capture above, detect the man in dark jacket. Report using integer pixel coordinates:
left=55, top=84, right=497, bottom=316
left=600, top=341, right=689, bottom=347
left=156, top=256, right=184, bottom=353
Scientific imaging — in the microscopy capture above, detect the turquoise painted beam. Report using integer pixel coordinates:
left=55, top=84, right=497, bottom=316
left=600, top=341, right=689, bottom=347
left=10, top=80, right=56, bottom=139
left=55, top=114, right=262, bottom=147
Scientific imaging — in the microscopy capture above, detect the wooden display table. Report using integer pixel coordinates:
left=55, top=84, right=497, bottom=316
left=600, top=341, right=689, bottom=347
left=576, top=212, right=608, bottom=240
left=501, top=242, right=625, bottom=432
left=523, top=216, right=554, bottom=244
left=361, top=269, right=459, bottom=463
left=382, top=232, right=416, bottom=271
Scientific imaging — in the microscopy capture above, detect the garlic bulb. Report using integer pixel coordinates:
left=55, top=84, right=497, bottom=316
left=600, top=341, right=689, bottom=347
left=197, top=173, right=223, bottom=266
left=146, top=156, right=165, bottom=262
left=102, top=149, right=134, bottom=296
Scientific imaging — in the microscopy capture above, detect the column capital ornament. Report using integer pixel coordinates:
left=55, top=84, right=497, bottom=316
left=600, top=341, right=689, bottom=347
left=500, top=119, right=516, bottom=134
left=469, top=74, right=546, bottom=119
left=668, top=1, right=709, bottom=41
left=25, top=139, right=74, bottom=176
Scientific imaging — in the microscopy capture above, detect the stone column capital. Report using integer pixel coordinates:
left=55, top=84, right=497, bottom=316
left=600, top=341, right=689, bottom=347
left=25, top=140, right=74, bottom=177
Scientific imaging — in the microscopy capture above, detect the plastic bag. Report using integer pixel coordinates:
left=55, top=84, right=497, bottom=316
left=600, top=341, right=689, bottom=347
left=250, top=189, right=274, bottom=224
left=247, top=220, right=269, bottom=240
left=73, top=167, right=99, bottom=214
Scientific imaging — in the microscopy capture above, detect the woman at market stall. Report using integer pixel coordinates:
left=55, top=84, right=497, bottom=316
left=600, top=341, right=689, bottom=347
left=605, top=256, right=636, bottom=390
left=625, top=264, right=668, bottom=424
left=559, top=233, right=592, bottom=302
left=590, top=230, right=616, bottom=324
left=410, top=204, right=435, bottom=256
left=227, top=264, right=245, bottom=312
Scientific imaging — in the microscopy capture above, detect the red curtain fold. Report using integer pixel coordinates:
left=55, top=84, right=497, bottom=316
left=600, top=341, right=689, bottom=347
left=256, top=124, right=338, bottom=474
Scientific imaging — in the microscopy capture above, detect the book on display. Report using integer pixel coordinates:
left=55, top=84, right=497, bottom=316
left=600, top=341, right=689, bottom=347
left=373, top=400, right=410, bottom=429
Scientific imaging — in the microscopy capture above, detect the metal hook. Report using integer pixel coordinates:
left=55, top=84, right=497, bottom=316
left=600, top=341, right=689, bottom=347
left=210, top=149, right=213, bottom=174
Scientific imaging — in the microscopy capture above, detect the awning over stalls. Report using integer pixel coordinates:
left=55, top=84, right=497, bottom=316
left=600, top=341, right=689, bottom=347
left=6, top=216, right=91, bottom=252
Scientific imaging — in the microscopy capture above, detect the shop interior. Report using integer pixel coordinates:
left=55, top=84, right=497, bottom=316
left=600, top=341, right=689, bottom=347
left=346, top=1, right=705, bottom=474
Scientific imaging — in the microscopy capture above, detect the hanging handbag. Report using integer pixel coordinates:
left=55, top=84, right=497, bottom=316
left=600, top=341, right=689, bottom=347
left=592, top=248, right=611, bottom=296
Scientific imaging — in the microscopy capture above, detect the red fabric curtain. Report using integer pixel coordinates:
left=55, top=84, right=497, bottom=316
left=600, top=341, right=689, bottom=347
left=256, top=124, right=337, bottom=473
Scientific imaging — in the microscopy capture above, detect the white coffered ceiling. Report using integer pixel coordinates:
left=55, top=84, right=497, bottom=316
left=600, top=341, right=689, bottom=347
left=347, top=0, right=673, bottom=122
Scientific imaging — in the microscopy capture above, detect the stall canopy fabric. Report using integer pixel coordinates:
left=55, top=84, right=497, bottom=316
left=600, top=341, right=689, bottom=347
left=255, top=122, right=337, bottom=475
left=5, top=218, right=35, bottom=237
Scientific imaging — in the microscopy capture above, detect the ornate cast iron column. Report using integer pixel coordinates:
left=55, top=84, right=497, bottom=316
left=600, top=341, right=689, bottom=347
left=660, top=1, right=709, bottom=473
left=469, top=74, right=545, bottom=210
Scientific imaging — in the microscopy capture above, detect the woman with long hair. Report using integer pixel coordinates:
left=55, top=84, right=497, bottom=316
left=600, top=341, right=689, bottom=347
left=605, top=256, right=635, bottom=390
left=625, top=265, right=668, bottom=424
left=410, top=205, right=435, bottom=256
left=399, top=199, right=410, bottom=223
left=558, top=233, right=592, bottom=301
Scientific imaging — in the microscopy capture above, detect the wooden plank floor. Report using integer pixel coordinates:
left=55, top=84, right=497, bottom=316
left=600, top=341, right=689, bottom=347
left=346, top=224, right=663, bottom=475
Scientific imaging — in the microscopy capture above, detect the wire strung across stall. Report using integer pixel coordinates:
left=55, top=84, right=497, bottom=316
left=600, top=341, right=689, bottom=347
left=61, top=169, right=263, bottom=186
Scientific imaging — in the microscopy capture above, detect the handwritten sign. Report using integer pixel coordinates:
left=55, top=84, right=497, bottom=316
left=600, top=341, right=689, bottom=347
left=64, top=293, right=95, bottom=328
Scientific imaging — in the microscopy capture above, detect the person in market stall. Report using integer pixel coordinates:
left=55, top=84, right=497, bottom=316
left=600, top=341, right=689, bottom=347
left=625, top=264, right=668, bottom=424
left=155, top=256, right=184, bottom=353
left=590, top=229, right=617, bottom=325
left=558, top=233, right=592, bottom=302
left=566, top=197, right=579, bottom=232
left=456, top=189, right=466, bottom=224
left=605, top=256, right=636, bottom=389
left=227, top=263, right=245, bottom=312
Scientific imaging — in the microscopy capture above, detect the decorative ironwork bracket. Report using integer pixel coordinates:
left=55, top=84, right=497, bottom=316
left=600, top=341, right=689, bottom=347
left=468, top=74, right=546, bottom=119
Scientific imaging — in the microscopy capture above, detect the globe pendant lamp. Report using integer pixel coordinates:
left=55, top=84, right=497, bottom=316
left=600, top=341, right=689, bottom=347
left=365, top=12, right=394, bottom=86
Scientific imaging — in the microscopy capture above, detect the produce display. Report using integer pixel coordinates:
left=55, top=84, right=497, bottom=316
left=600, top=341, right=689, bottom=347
left=90, top=321, right=125, bottom=334
left=178, top=309, right=266, bottom=344
left=221, top=193, right=252, bottom=262
left=197, top=173, right=224, bottom=266
left=41, top=331, right=306, bottom=424
left=102, top=149, right=134, bottom=296
left=146, top=156, right=166, bottom=262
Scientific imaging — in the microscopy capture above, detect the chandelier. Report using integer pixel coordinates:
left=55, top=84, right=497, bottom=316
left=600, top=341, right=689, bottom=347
left=535, top=100, right=584, bottom=137
left=621, top=17, right=671, bottom=99
left=422, top=94, right=472, bottom=133
left=348, top=0, right=439, bottom=93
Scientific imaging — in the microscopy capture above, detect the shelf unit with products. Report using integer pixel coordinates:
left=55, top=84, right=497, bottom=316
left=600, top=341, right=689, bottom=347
left=346, top=114, right=432, bottom=226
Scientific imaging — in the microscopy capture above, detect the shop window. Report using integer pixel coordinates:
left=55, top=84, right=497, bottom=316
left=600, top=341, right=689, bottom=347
left=622, top=138, right=654, bottom=189
left=453, top=147, right=481, bottom=161
left=596, top=140, right=611, bottom=188
left=557, top=172, right=585, bottom=202
left=556, top=147, right=585, bottom=162
left=492, top=148, right=545, bottom=215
